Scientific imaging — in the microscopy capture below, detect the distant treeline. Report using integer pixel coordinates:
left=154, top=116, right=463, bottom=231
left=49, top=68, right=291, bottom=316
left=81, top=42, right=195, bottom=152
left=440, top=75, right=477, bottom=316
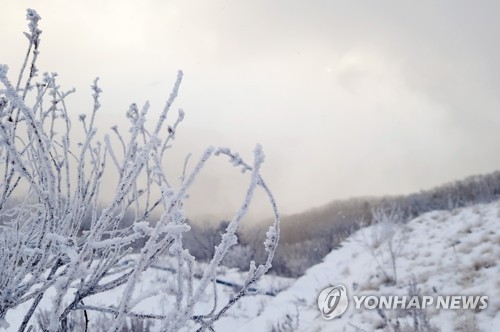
left=227, top=170, right=500, bottom=277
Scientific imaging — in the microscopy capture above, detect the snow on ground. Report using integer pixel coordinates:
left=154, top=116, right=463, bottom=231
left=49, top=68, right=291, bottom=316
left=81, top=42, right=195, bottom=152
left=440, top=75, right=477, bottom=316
left=4, top=257, right=293, bottom=331
left=4, top=201, right=499, bottom=331
left=239, top=201, right=500, bottom=332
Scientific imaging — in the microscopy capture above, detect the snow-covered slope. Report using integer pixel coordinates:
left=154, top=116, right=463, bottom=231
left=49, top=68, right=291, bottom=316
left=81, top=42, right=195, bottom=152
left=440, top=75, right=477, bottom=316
left=5, top=202, right=499, bottom=331
left=240, top=202, right=500, bottom=331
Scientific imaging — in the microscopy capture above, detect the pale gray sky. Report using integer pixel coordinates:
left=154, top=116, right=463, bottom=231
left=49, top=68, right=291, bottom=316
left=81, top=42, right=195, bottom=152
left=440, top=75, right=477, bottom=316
left=3, top=1, right=500, bottom=221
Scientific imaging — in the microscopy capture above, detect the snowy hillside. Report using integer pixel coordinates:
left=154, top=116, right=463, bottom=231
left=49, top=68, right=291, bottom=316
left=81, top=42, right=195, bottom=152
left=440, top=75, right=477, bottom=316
left=4, top=202, right=499, bottom=331
left=240, top=202, right=500, bottom=331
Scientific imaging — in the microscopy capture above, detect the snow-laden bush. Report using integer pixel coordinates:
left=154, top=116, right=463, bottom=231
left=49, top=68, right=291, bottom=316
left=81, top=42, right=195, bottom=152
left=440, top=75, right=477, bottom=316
left=358, top=205, right=406, bottom=285
left=0, top=9, right=279, bottom=331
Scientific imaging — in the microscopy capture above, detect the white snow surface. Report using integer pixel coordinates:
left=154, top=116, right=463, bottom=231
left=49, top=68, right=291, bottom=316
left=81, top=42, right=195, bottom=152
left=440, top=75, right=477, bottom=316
left=4, top=258, right=293, bottom=331
left=240, top=202, right=500, bottom=332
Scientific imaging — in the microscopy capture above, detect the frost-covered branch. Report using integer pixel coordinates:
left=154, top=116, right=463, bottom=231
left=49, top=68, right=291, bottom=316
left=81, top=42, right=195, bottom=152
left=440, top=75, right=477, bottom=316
left=0, top=9, right=280, bottom=331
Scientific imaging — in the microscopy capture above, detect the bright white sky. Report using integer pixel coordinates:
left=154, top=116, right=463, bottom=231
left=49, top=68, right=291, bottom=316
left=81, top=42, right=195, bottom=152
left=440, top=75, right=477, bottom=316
left=3, top=1, right=500, bottom=221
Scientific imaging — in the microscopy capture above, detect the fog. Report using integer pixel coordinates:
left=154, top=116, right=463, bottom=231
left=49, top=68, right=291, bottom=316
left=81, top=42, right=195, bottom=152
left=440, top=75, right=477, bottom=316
left=3, top=1, right=500, bottom=221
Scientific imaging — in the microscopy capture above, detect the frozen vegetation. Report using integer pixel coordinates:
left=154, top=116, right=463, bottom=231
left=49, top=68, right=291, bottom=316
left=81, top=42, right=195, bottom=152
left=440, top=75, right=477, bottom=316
left=0, top=9, right=279, bottom=331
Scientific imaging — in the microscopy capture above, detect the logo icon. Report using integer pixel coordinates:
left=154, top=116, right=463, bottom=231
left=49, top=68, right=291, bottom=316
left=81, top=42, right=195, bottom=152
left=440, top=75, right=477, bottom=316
left=317, top=285, right=349, bottom=320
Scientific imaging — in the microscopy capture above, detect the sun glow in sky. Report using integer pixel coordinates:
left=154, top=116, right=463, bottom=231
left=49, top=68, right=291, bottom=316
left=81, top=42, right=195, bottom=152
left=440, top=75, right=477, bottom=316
left=3, top=1, right=500, bottom=220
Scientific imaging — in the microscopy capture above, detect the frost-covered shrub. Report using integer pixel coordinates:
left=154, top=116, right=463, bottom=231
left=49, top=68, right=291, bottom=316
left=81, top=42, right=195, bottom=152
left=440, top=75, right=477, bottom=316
left=376, top=277, right=440, bottom=332
left=358, top=205, right=406, bottom=285
left=0, top=9, right=279, bottom=331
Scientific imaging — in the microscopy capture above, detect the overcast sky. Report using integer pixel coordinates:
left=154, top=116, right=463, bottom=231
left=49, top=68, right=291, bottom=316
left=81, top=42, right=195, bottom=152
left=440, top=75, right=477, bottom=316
left=3, top=1, right=500, bottom=221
